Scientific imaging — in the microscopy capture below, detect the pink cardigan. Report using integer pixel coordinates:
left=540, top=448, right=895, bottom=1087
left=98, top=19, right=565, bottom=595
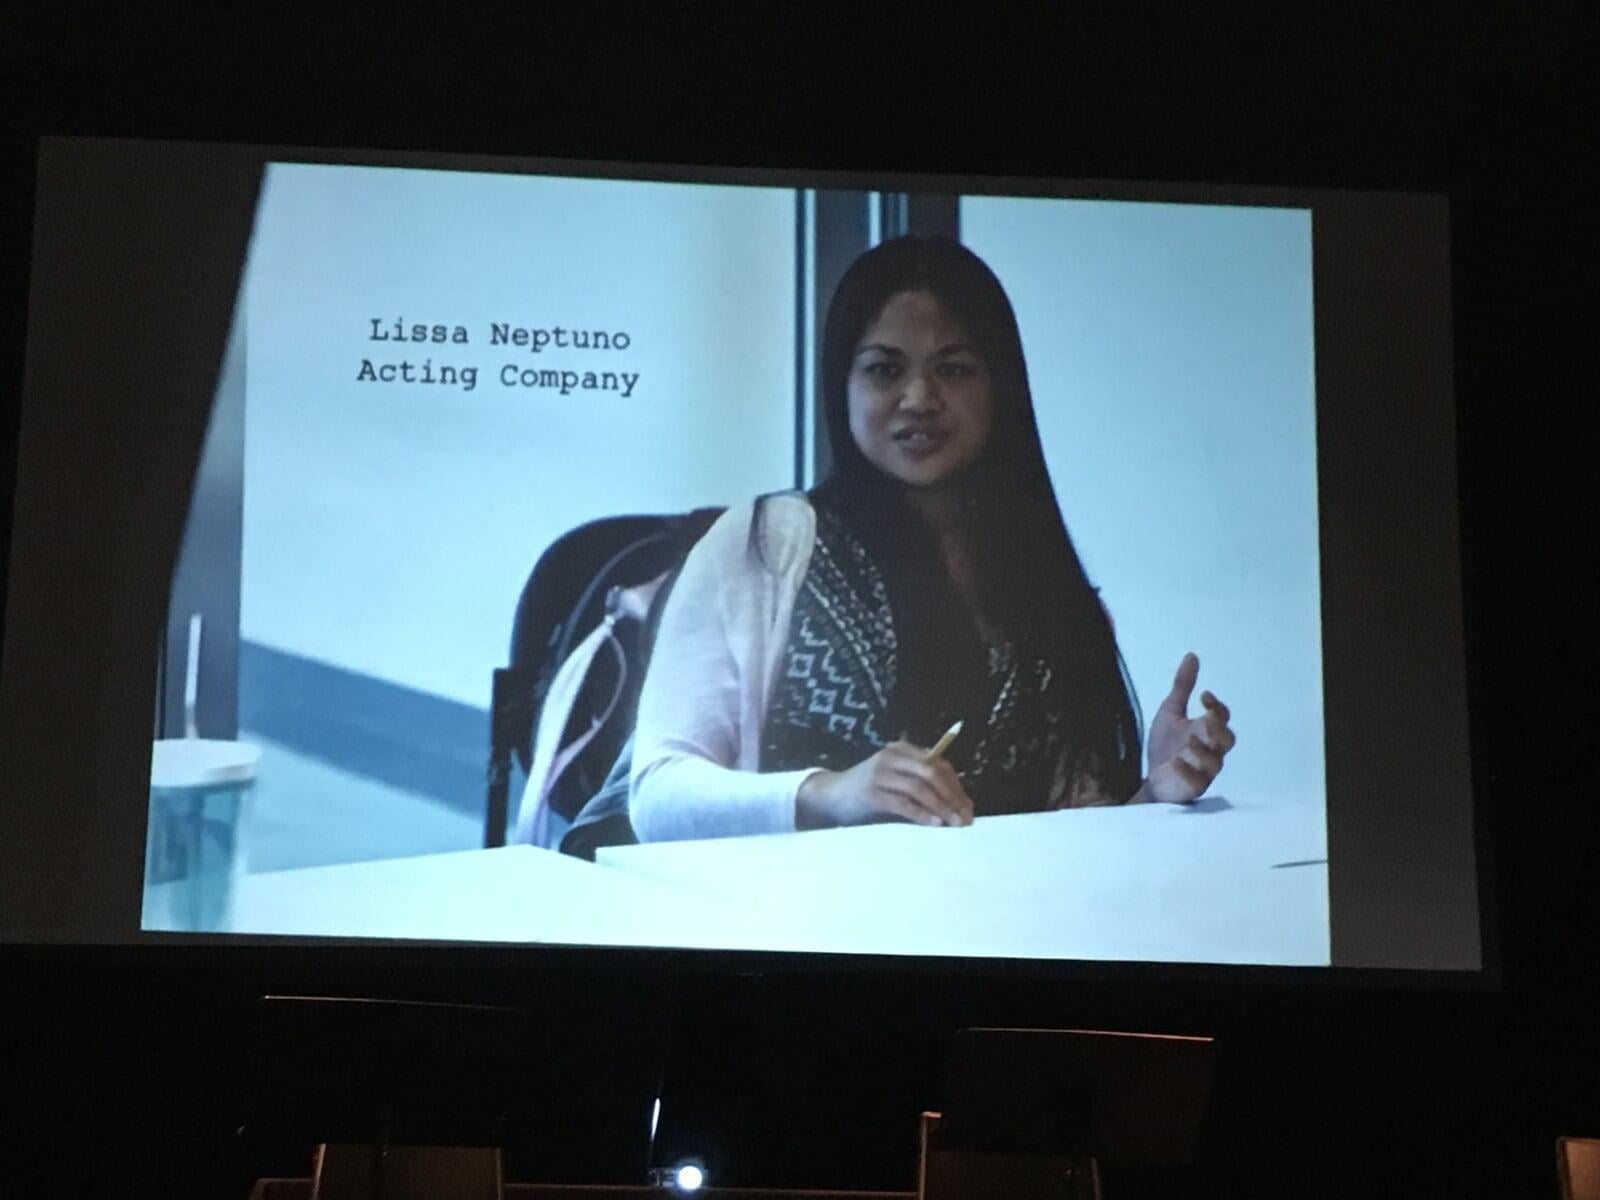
left=629, top=495, right=821, bottom=842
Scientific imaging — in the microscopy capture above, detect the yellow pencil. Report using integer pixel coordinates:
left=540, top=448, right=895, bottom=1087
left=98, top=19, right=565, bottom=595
left=926, top=719, right=963, bottom=761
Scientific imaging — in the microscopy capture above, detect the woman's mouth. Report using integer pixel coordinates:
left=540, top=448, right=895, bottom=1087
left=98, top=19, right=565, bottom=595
left=893, top=426, right=949, bottom=457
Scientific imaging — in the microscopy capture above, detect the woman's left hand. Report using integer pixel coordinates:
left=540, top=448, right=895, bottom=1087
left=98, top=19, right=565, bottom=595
left=1143, top=652, right=1235, bottom=803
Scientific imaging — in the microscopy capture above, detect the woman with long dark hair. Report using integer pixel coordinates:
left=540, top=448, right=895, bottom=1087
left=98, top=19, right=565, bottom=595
left=629, top=236, right=1234, bottom=841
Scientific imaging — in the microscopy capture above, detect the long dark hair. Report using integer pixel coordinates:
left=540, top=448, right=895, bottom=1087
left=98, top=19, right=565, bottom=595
left=812, top=234, right=1143, bottom=801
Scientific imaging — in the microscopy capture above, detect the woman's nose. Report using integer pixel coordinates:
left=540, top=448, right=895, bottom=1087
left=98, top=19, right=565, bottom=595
left=900, top=373, right=942, bottom=412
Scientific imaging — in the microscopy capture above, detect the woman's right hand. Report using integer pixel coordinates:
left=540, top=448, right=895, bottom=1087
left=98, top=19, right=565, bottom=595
left=796, top=741, right=974, bottom=829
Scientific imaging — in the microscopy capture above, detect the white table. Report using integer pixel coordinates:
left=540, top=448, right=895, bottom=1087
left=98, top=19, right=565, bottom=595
left=183, top=799, right=1327, bottom=965
left=213, top=844, right=768, bottom=948
left=597, top=799, right=1329, bottom=965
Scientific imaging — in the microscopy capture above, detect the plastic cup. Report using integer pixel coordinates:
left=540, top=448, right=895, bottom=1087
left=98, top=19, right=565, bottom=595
left=142, top=739, right=260, bottom=933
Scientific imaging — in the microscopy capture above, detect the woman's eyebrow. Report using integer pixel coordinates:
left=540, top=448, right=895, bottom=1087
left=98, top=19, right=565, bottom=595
left=854, top=343, right=976, bottom=358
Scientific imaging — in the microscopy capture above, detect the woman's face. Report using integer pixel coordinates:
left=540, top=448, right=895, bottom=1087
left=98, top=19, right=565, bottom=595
left=847, top=289, right=994, bottom=490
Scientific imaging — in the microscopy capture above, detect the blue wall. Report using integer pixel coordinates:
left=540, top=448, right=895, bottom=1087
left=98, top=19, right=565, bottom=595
left=964, top=197, right=1322, bottom=821
left=240, top=165, right=798, bottom=710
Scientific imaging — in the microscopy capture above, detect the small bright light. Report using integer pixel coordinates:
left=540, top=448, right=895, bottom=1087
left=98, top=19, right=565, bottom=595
left=674, top=1164, right=705, bottom=1192
left=650, top=1097, right=661, bottom=1141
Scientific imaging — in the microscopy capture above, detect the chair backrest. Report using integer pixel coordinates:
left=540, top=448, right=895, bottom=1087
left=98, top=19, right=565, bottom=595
left=312, top=1145, right=502, bottom=1200
left=486, top=509, right=724, bottom=847
left=1560, top=1137, right=1600, bottom=1200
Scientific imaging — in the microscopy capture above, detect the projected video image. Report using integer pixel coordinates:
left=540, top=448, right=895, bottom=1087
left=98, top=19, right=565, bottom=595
left=144, top=163, right=1328, bottom=964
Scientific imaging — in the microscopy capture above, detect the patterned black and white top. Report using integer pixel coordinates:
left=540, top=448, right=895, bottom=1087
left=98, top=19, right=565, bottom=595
left=759, top=505, right=1079, bottom=816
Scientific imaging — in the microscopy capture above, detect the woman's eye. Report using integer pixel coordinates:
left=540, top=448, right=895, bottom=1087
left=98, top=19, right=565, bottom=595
left=937, top=361, right=977, bottom=379
left=863, top=361, right=901, bottom=381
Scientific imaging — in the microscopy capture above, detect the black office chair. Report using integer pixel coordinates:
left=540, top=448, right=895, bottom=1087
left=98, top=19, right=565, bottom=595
left=484, top=510, right=724, bottom=850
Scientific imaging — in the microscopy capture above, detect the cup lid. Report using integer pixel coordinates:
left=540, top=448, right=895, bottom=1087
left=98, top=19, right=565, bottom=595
left=150, top=739, right=261, bottom=789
